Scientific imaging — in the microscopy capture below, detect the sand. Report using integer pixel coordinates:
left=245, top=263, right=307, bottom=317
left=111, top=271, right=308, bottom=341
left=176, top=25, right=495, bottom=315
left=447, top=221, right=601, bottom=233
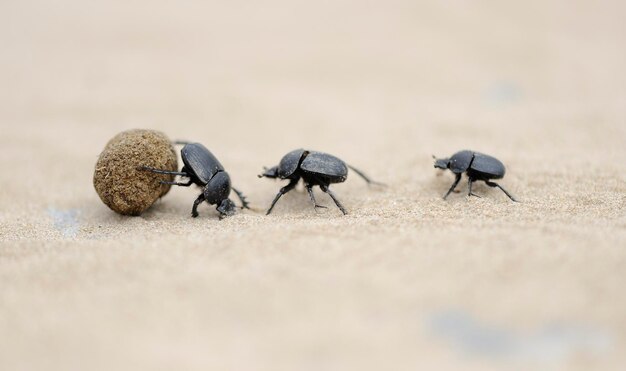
left=0, top=1, right=625, bottom=370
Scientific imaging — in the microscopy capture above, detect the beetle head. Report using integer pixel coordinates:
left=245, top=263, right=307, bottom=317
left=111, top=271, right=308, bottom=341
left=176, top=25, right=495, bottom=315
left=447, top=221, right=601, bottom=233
left=259, top=166, right=279, bottom=179
left=217, top=199, right=237, bottom=217
left=433, top=156, right=450, bottom=170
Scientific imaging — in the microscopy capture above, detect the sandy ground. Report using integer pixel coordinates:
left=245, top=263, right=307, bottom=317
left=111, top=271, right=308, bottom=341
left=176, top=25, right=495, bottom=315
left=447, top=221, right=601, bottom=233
left=1, top=1, right=625, bottom=370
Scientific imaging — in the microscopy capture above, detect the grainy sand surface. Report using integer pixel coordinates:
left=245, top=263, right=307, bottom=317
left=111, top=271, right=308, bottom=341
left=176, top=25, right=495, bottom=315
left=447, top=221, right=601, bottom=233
left=1, top=1, right=625, bottom=370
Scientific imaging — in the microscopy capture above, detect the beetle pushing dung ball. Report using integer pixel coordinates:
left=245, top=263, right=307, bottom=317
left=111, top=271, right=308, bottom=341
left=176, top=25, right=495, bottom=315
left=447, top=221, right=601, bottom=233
left=94, top=130, right=519, bottom=219
left=139, top=142, right=250, bottom=219
left=259, top=149, right=383, bottom=215
left=433, top=150, right=518, bottom=202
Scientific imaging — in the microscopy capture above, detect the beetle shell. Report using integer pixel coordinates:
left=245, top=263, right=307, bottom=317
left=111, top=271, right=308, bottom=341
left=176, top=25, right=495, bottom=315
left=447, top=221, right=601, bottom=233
left=277, top=149, right=306, bottom=178
left=448, top=150, right=474, bottom=174
left=300, top=152, right=348, bottom=180
left=469, top=152, right=506, bottom=179
left=181, top=143, right=224, bottom=184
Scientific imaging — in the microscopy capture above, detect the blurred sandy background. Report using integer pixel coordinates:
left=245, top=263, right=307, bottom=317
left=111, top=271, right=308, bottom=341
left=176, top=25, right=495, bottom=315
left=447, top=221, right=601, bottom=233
left=1, top=1, right=625, bottom=370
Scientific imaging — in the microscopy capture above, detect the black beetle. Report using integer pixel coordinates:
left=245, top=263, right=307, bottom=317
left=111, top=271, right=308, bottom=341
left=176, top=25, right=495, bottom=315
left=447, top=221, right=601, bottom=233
left=259, top=149, right=382, bottom=215
left=433, top=150, right=519, bottom=201
left=140, top=142, right=249, bottom=218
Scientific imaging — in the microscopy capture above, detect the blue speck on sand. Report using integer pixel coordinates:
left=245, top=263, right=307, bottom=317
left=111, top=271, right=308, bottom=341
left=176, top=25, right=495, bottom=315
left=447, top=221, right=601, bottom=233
left=428, top=309, right=611, bottom=363
left=47, top=208, right=80, bottom=238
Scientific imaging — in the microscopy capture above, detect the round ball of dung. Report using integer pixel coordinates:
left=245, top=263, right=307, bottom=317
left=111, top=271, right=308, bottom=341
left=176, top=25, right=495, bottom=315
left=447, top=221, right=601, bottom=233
left=93, top=129, right=178, bottom=216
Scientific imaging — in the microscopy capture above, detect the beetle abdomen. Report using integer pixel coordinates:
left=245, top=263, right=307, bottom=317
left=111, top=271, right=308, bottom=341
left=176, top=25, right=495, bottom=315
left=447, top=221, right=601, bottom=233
left=300, top=152, right=348, bottom=179
left=469, top=152, right=506, bottom=179
left=181, top=143, right=224, bottom=184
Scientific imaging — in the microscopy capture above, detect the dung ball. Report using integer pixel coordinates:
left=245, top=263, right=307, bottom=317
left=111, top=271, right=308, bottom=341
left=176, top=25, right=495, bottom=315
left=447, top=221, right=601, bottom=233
left=93, top=129, right=178, bottom=216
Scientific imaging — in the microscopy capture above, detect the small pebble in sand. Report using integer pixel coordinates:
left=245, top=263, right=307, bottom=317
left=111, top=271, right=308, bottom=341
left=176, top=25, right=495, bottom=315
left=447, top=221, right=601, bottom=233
left=93, top=129, right=178, bottom=215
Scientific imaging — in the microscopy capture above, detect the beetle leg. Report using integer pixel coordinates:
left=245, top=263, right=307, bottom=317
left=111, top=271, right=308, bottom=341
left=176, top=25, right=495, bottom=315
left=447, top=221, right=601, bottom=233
left=443, top=173, right=462, bottom=200
left=138, top=166, right=188, bottom=177
left=266, top=179, right=299, bottom=215
left=306, top=184, right=327, bottom=210
left=347, top=165, right=386, bottom=187
left=232, top=187, right=251, bottom=209
left=467, top=178, right=481, bottom=198
left=485, top=181, right=519, bottom=202
left=320, top=185, right=347, bottom=215
left=160, top=179, right=193, bottom=187
left=191, top=193, right=205, bottom=217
